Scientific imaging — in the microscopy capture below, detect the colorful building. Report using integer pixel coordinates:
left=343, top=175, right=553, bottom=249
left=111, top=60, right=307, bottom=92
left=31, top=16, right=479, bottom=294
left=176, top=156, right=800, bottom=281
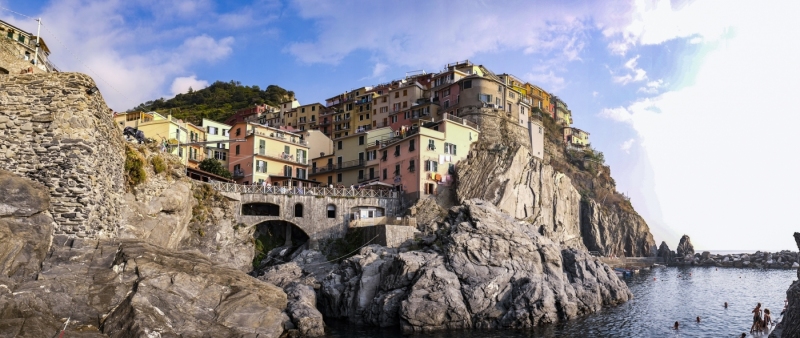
left=377, top=114, right=479, bottom=200
left=201, top=118, right=232, bottom=168
left=525, top=83, right=553, bottom=119
left=563, top=127, right=590, bottom=147
left=228, top=122, right=315, bottom=187
left=186, top=123, right=206, bottom=169
left=0, top=19, right=56, bottom=74
left=329, top=127, right=393, bottom=187
left=295, top=103, right=324, bottom=132
left=552, top=96, right=573, bottom=126
left=114, top=111, right=190, bottom=166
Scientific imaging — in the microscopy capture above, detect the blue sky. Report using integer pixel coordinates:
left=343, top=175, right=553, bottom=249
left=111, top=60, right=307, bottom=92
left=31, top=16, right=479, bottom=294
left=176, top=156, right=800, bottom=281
left=3, top=0, right=800, bottom=251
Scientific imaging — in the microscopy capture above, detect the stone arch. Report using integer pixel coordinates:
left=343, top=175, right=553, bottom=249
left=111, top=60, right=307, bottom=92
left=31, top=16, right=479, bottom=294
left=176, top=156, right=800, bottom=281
left=326, top=204, right=336, bottom=218
left=252, top=220, right=310, bottom=269
left=242, top=202, right=280, bottom=216
left=294, top=203, right=304, bottom=218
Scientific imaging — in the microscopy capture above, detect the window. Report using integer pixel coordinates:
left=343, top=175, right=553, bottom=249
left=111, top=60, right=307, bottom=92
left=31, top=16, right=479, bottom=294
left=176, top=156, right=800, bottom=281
left=462, top=80, right=472, bottom=89
left=255, top=160, right=267, bottom=173
left=394, top=145, right=400, bottom=157
left=403, top=89, right=408, bottom=96
left=444, top=143, right=457, bottom=155
left=284, top=165, right=292, bottom=177
left=403, top=101, right=408, bottom=108
left=425, top=160, right=438, bottom=172
left=359, top=136, right=365, bottom=145
left=444, top=100, right=450, bottom=108
left=391, top=115, right=398, bottom=123
left=358, top=152, right=365, bottom=162
left=394, top=164, right=401, bottom=175
left=178, top=147, right=183, bottom=157
left=236, top=128, right=241, bottom=136
left=367, top=150, right=377, bottom=161
left=428, top=140, right=435, bottom=150
left=337, top=141, right=343, bottom=150
left=18, top=35, right=24, bottom=43
left=327, top=204, right=336, bottom=218
left=394, top=92, right=399, bottom=98
left=393, top=103, right=401, bottom=112
left=383, top=168, right=388, bottom=180
left=382, top=97, right=387, bottom=103
left=337, top=173, right=342, bottom=182
left=498, top=85, right=503, bottom=92
left=213, top=151, right=227, bottom=161
left=409, top=139, right=415, bottom=151
left=479, top=94, right=492, bottom=103
left=358, top=170, right=364, bottom=179
left=302, top=108, right=306, bottom=113
left=408, top=159, right=416, bottom=172
left=382, top=150, right=388, bottom=161
left=327, top=176, right=333, bottom=185
left=369, top=167, right=375, bottom=179
left=380, top=107, right=388, bottom=113
left=442, top=88, right=450, bottom=96
left=509, top=91, right=515, bottom=99
left=296, top=168, right=307, bottom=179
left=259, top=140, right=266, bottom=155
left=295, top=204, right=304, bottom=217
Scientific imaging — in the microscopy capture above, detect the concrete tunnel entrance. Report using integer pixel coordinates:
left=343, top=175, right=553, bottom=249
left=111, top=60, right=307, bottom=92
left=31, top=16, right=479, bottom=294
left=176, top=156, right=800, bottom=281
left=252, top=220, right=309, bottom=269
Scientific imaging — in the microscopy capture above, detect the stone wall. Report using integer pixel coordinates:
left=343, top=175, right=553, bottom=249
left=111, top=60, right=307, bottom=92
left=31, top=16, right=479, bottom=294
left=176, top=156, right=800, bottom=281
left=359, top=224, right=417, bottom=248
left=225, top=191, right=401, bottom=246
left=0, top=72, right=125, bottom=238
left=0, top=37, right=45, bottom=75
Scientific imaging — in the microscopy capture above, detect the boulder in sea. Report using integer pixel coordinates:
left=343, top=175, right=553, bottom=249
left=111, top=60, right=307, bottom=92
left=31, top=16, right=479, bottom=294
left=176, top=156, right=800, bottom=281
left=676, top=235, right=695, bottom=256
left=657, top=241, right=673, bottom=263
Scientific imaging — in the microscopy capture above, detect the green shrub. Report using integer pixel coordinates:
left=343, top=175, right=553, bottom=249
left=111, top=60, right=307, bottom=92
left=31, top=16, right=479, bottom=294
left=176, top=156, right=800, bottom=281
left=150, top=155, right=167, bottom=174
left=124, top=145, right=147, bottom=189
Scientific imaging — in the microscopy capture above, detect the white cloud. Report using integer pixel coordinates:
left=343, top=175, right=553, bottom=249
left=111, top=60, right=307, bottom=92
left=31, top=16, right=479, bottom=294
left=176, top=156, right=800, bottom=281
left=603, top=0, right=736, bottom=55
left=370, top=62, right=388, bottom=78
left=637, top=79, right=664, bottom=94
left=612, top=55, right=648, bottom=84
left=170, top=75, right=209, bottom=96
left=600, top=0, right=800, bottom=250
left=287, top=1, right=606, bottom=68
left=0, top=0, right=263, bottom=110
left=620, top=138, right=635, bottom=153
left=524, top=70, right=566, bottom=93
left=592, top=91, right=599, bottom=98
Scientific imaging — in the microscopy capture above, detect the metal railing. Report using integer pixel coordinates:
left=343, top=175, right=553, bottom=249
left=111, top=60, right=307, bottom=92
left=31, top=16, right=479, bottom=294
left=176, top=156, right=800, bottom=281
left=248, top=130, right=308, bottom=146
left=210, top=180, right=397, bottom=198
left=255, top=149, right=308, bottom=164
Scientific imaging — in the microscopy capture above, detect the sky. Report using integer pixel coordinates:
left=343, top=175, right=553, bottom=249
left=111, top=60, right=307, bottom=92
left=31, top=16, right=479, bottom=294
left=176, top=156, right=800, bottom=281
left=3, top=0, right=800, bottom=251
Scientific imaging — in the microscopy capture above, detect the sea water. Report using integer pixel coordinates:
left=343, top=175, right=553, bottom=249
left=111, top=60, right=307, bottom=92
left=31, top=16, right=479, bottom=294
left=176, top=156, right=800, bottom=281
left=323, top=266, right=796, bottom=338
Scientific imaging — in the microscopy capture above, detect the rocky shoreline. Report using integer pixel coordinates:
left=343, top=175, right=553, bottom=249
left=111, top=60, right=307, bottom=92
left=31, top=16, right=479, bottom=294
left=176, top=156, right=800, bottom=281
left=657, top=235, right=799, bottom=270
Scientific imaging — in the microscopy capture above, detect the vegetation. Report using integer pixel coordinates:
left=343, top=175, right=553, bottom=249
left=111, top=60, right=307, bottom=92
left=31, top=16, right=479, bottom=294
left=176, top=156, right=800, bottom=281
left=150, top=155, right=167, bottom=174
left=198, top=158, right=232, bottom=178
left=128, top=81, right=294, bottom=125
left=191, top=183, right=219, bottom=223
left=124, top=145, right=147, bottom=189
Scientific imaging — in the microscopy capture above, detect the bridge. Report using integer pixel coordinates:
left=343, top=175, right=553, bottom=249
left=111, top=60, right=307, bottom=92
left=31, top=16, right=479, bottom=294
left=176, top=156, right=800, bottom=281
left=211, top=181, right=401, bottom=248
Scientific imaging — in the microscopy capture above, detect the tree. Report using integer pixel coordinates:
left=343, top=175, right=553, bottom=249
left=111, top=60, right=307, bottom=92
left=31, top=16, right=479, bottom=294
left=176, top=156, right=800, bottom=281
left=199, top=158, right=232, bottom=179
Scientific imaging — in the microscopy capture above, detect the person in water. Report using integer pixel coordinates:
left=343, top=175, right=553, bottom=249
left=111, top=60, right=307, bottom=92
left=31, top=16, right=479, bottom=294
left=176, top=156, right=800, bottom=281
left=751, top=303, right=763, bottom=334
left=696, top=316, right=701, bottom=323
left=725, top=302, right=728, bottom=309
left=763, top=309, right=772, bottom=330
left=674, top=321, right=679, bottom=330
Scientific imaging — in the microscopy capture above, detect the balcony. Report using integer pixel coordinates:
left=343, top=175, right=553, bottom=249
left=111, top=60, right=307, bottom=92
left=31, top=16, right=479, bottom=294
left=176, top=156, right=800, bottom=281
left=256, top=150, right=308, bottom=165
left=247, top=129, right=308, bottom=146
left=312, top=164, right=335, bottom=174
left=232, top=169, right=246, bottom=179
left=336, top=159, right=365, bottom=170
left=319, top=119, right=331, bottom=126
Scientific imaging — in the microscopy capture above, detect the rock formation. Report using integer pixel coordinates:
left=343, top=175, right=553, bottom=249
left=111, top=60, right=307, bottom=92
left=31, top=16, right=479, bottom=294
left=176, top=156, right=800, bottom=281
left=770, top=232, right=800, bottom=338
left=657, top=241, right=674, bottom=263
left=454, top=110, right=655, bottom=256
left=317, top=200, right=631, bottom=332
left=676, top=234, right=695, bottom=257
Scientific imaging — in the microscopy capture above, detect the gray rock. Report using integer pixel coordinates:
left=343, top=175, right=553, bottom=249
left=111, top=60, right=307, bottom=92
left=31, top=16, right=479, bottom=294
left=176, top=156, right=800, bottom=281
left=676, top=235, right=694, bottom=256
left=285, top=283, right=325, bottom=337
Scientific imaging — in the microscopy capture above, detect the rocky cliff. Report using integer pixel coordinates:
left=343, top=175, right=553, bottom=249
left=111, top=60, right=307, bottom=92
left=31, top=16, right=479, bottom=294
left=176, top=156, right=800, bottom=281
left=315, top=200, right=631, bottom=332
left=771, top=232, right=800, bottom=338
left=455, top=108, right=655, bottom=256
left=0, top=73, right=284, bottom=336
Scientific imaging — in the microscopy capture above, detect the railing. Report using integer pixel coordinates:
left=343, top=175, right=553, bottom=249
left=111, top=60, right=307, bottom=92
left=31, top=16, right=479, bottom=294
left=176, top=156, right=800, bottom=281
left=256, top=150, right=308, bottom=164
left=248, top=129, right=308, bottom=146
left=337, top=159, right=365, bottom=169
left=210, top=181, right=397, bottom=198
left=232, top=170, right=245, bottom=179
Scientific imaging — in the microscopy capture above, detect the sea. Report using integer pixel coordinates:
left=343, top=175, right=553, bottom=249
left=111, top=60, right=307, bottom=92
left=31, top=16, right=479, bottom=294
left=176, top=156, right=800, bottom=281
left=323, top=266, right=797, bottom=338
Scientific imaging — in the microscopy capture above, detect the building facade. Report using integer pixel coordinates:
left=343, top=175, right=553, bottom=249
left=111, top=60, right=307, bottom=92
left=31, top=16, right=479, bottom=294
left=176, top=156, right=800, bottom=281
left=228, top=122, right=314, bottom=187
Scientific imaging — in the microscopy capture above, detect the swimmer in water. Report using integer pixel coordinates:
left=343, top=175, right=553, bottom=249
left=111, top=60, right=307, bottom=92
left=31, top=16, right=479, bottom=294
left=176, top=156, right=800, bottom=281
left=725, top=302, right=728, bottom=309
left=696, top=316, right=701, bottom=323
left=674, top=321, right=679, bottom=330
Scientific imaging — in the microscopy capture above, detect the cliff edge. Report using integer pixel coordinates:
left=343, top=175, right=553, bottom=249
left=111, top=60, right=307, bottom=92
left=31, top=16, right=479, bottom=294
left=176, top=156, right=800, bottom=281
left=455, top=107, right=655, bottom=256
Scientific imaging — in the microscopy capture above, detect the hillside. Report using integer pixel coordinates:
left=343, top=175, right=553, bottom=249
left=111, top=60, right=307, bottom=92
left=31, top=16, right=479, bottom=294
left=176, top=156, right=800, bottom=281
left=128, top=80, right=294, bottom=124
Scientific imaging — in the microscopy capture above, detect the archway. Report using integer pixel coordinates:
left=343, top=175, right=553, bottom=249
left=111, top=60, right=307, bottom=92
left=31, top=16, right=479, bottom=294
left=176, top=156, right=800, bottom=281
left=243, top=202, right=280, bottom=216
left=0, top=67, right=8, bottom=75
left=252, top=220, right=309, bottom=270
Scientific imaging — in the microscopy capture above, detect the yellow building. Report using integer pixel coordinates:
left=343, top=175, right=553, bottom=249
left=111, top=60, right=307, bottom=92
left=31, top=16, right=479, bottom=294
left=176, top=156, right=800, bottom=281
left=329, top=127, right=393, bottom=187
left=201, top=118, right=232, bottom=169
left=113, top=111, right=190, bottom=166
left=563, top=127, right=590, bottom=147
left=553, top=96, right=573, bottom=126
left=0, top=19, right=56, bottom=74
left=186, top=123, right=206, bottom=169
left=309, top=153, right=336, bottom=186
left=228, top=122, right=314, bottom=187
left=525, top=83, right=552, bottom=119
left=295, top=103, right=324, bottom=132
